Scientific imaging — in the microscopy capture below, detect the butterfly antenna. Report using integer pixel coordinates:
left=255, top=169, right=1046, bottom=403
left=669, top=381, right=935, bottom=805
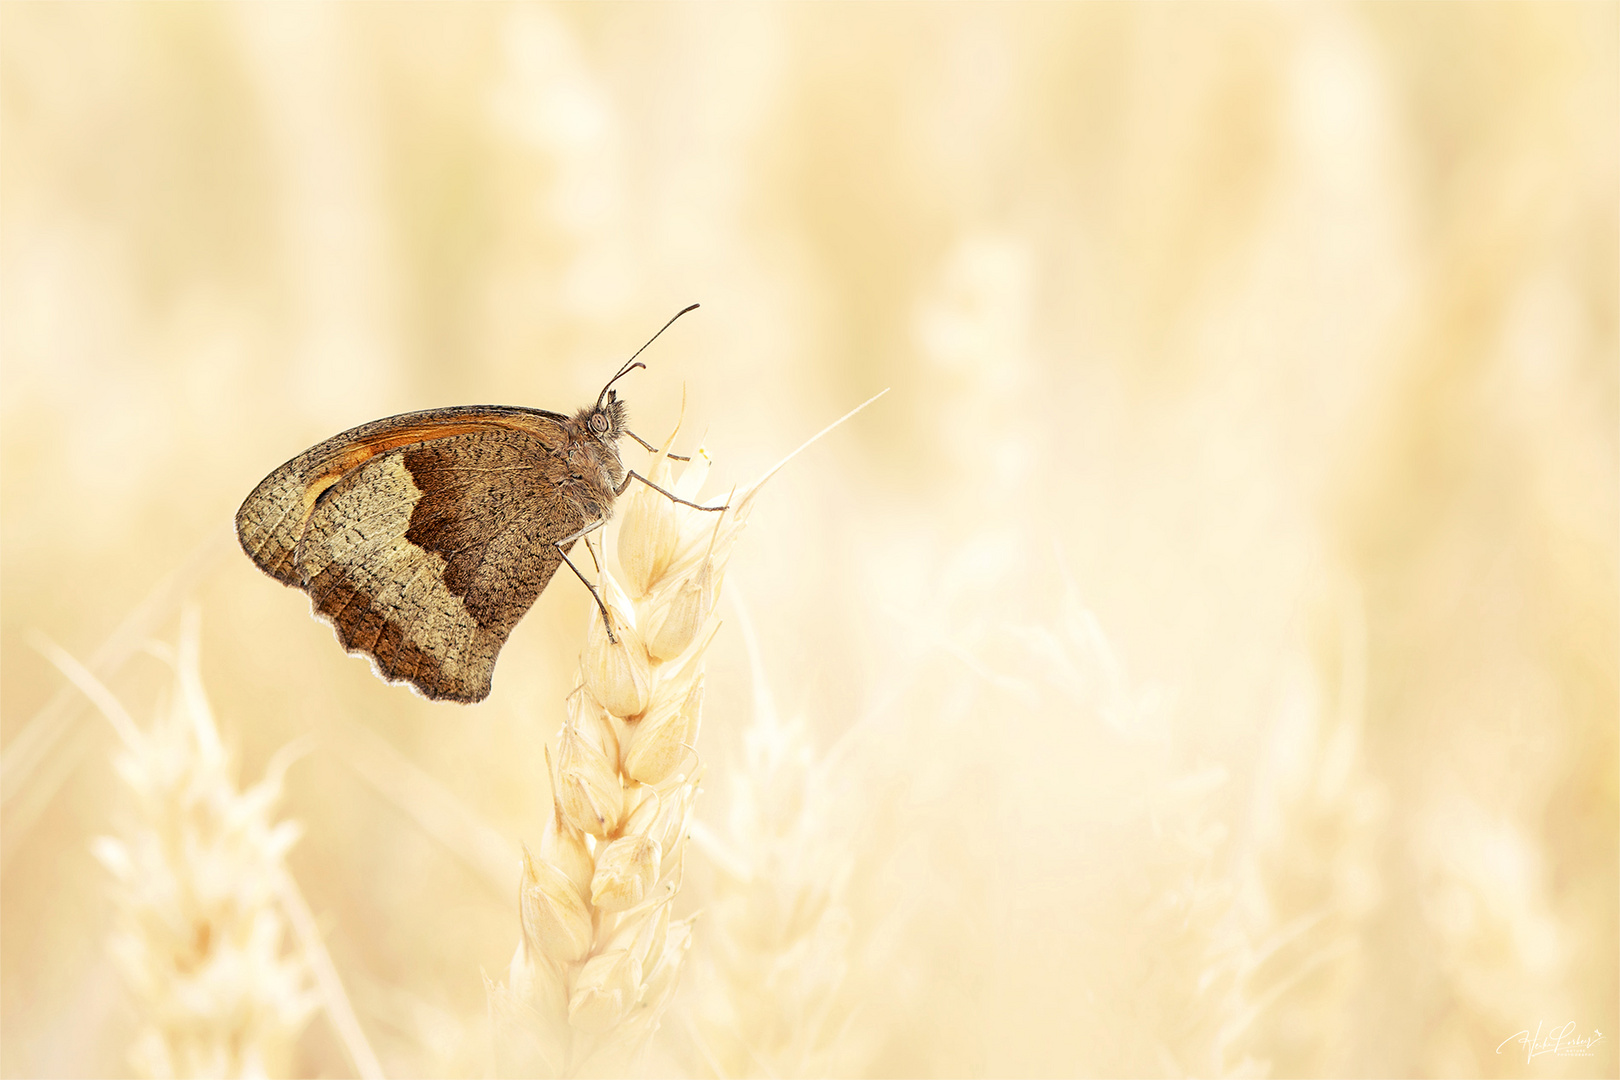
left=597, top=303, right=700, bottom=408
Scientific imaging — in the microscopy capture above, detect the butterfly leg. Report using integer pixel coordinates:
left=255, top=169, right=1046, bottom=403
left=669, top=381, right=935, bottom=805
left=617, top=471, right=729, bottom=512
left=552, top=519, right=619, bottom=643
left=624, top=430, right=691, bottom=462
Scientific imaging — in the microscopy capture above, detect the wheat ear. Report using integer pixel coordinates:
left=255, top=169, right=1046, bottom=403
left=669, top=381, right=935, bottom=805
left=489, top=444, right=741, bottom=1077
left=489, top=394, right=885, bottom=1076
left=38, top=609, right=320, bottom=1079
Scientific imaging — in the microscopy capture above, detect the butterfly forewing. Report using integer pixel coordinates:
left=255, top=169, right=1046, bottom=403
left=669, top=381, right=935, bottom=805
left=236, top=405, right=572, bottom=585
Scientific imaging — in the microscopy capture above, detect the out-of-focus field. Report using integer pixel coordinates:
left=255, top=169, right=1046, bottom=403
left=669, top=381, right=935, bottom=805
left=2, top=4, right=1615, bottom=1077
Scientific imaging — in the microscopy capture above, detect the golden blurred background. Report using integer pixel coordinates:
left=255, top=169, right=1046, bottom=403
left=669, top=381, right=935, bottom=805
left=2, top=4, right=1615, bottom=1077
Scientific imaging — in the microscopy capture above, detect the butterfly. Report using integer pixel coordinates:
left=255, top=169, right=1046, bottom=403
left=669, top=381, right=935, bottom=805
left=235, top=306, right=719, bottom=704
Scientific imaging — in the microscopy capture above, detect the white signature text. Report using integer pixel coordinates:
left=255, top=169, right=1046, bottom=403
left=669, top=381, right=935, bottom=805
left=1497, top=1021, right=1605, bottom=1062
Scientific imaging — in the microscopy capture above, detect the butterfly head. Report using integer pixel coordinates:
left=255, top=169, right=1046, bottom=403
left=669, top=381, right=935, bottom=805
left=584, top=358, right=641, bottom=444
left=581, top=388, right=630, bottom=443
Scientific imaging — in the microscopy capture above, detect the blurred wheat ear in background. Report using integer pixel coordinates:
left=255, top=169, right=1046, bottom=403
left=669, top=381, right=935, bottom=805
left=36, top=609, right=381, bottom=1080
left=680, top=592, right=870, bottom=1079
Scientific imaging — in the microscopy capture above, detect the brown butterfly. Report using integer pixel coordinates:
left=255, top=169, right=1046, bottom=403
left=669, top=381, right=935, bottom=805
left=235, top=306, right=719, bottom=704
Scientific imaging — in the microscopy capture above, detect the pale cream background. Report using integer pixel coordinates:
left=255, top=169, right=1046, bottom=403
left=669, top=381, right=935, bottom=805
left=2, top=4, right=1615, bottom=1077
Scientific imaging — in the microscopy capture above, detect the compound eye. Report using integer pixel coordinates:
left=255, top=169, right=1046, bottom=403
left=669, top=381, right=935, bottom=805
left=589, top=412, right=610, bottom=435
